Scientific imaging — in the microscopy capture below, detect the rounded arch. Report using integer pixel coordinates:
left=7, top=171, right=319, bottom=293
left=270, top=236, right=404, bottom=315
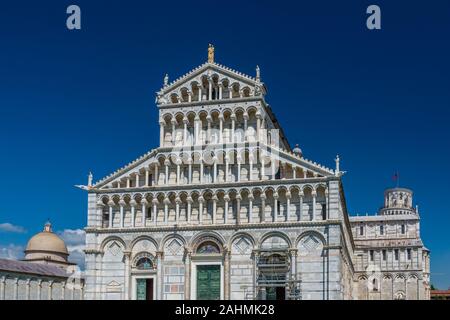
left=295, top=230, right=326, bottom=247
left=228, top=232, right=256, bottom=248
left=100, top=236, right=127, bottom=252
left=259, top=231, right=291, bottom=249
left=132, top=251, right=156, bottom=270
left=159, top=233, right=187, bottom=251
left=289, top=185, right=301, bottom=194
left=189, top=231, right=226, bottom=251
left=130, top=235, right=158, bottom=253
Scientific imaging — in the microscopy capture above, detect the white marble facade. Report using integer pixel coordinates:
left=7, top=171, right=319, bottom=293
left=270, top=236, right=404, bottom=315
left=82, top=48, right=430, bottom=300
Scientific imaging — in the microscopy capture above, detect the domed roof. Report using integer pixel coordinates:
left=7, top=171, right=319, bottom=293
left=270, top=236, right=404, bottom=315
left=25, top=222, right=68, bottom=256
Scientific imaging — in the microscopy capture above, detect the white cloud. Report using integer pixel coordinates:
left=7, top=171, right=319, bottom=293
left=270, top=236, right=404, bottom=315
left=0, top=244, right=24, bottom=260
left=0, top=223, right=26, bottom=234
left=57, top=229, right=86, bottom=270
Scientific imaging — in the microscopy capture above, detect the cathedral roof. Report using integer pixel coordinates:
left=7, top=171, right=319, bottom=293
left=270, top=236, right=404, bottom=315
left=0, top=258, right=71, bottom=278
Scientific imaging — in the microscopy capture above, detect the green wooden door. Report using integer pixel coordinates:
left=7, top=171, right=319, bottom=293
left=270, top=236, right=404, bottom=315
left=136, top=279, right=147, bottom=300
left=197, top=265, right=221, bottom=300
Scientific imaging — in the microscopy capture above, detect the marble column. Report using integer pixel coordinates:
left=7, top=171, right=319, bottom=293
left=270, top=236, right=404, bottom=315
left=248, top=194, right=254, bottom=223
left=184, top=249, right=192, bottom=300
left=236, top=195, right=241, bottom=224
left=119, top=200, right=125, bottom=228
left=108, top=201, right=114, bottom=228
left=286, top=192, right=291, bottom=222
left=212, top=195, right=218, bottom=224
left=213, top=159, right=218, bottom=183
left=237, top=159, right=241, bottom=182
left=145, top=168, right=150, bottom=186
left=206, top=115, right=212, bottom=143
left=289, top=249, right=298, bottom=280
left=13, top=278, right=18, bottom=300
left=198, top=196, right=204, bottom=224
left=163, top=197, right=170, bottom=224
left=224, top=195, right=230, bottom=224
left=194, top=115, right=200, bottom=145
left=219, top=114, right=224, bottom=143
left=183, top=117, right=188, bottom=144
left=243, top=112, right=248, bottom=142
left=312, top=191, right=317, bottom=221
left=260, top=194, right=266, bottom=223
left=61, top=282, right=65, bottom=300
left=249, top=156, right=254, bottom=181
left=159, top=120, right=165, bottom=146
left=135, top=172, right=140, bottom=188
left=124, top=251, right=131, bottom=300
left=130, top=200, right=136, bottom=227
left=186, top=196, right=192, bottom=223
left=141, top=198, right=148, bottom=227
left=273, top=192, right=279, bottom=222
left=223, top=248, right=231, bottom=300
left=156, top=251, right=164, bottom=300
left=164, top=160, right=170, bottom=184
left=152, top=199, right=158, bottom=225
left=154, top=163, right=159, bottom=186
left=225, top=157, right=229, bottom=182
left=171, top=119, right=177, bottom=145
left=188, top=160, right=192, bottom=184
left=261, top=157, right=265, bottom=180
left=299, top=192, right=304, bottom=221
left=48, top=281, right=53, bottom=300
left=37, top=280, right=42, bottom=300
left=231, top=113, right=236, bottom=143
left=175, top=197, right=181, bottom=222
left=26, top=279, right=31, bottom=300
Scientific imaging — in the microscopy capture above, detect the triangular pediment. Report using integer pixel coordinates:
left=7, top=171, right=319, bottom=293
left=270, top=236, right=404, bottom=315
left=157, top=62, right=265, bottom=105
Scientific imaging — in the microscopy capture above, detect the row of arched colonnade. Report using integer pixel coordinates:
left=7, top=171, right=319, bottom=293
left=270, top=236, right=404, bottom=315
left=159, top=106, right=276, bottom=147
left=103, top=147, right=325, bottom=190
left=98, top=184, right=329, bottom=229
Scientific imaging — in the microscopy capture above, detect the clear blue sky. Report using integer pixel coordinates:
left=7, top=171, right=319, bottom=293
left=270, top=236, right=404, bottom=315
left=0, top=1, right=449, bottom=288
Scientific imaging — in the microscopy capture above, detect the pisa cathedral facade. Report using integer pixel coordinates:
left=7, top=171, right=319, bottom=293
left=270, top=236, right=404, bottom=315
left=83, top=47, right=430, bottom=300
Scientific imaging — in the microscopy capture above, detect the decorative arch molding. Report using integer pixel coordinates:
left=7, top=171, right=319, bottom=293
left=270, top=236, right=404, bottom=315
left=130, top=235, right=159, bottom=253
left=159, top=233, right=187, bottom=252
left=100, top=236, right=127, bottom=252
left=131, top=251, right=157, bottom=270
left=228, top=232, right=256, bottom=248
left=258, top=231, right=291, bottom=249
left=189, top=231, right=226, bottom=253
left=295, top=230, right=326, bottom=247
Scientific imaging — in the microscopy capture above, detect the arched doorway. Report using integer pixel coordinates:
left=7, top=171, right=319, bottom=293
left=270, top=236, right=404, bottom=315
left=131, top=253, right=156, bottom=300
left=191, top=238, right=224, bottom=300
